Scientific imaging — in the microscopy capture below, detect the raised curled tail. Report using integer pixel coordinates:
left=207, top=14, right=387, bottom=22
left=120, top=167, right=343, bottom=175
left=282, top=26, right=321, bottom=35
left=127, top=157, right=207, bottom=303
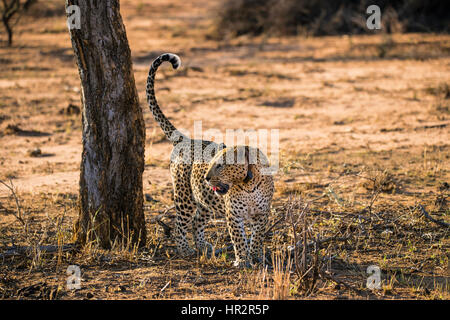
left=146, top=53, right=183, bottom=145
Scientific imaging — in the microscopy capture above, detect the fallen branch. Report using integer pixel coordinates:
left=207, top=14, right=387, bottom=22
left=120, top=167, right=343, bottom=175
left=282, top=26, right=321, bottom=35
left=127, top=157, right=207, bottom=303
left=0, top=244, right=76, bottom=259
left=418, top=204, right=449, bottom=228
left=414, top=123, right=448, bottom=131
left=293, top=235, right=351, bottom=251
left=320, top=270, right=363, bottom=295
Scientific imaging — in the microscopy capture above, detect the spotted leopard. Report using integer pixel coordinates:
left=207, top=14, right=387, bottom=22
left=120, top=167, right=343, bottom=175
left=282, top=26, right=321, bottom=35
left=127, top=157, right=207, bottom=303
left=146, top=53, right=274, bottom=267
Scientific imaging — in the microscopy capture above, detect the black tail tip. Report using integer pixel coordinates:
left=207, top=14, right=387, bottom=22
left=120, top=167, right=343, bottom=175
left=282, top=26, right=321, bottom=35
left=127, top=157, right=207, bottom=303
left=161, top=53, right=181, bottom=70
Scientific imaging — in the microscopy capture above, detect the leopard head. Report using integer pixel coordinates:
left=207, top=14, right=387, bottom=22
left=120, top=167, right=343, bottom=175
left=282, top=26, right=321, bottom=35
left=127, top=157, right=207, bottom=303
left=205, top=146, right=254, bottom=196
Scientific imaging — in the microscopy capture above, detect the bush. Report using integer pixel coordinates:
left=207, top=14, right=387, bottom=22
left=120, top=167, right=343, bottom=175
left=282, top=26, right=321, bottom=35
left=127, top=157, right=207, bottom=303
left=213, top=0, right=450, bottom=38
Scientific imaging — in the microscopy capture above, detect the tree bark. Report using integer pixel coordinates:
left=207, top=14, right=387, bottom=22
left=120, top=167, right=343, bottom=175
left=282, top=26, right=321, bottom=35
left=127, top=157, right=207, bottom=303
left=66, top=0, right=146, bottom=248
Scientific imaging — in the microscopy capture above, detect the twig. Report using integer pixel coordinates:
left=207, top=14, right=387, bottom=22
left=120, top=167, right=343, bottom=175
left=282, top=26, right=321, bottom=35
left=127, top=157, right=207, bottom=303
left=160, top=281, right=171, bottom=293
left=285, top=197, right=300, bottom=274
left=151, top=205, right=175, bottom=237
left=264, top=215, right=285, bottom=237
left=418, top=204, right=449, bottom=228
left=0, top=179, right=26, bottom=226
left=151, top=239, right=162, bottom=259
left=155, top=218, right=172, bottom=238
left=300, top=203, right=307, bottom=274
left=308, top=236, right=320, bottom=295
left=414, top=123, right=448, bottom=131
left=365, top=187, right=382, bottom=219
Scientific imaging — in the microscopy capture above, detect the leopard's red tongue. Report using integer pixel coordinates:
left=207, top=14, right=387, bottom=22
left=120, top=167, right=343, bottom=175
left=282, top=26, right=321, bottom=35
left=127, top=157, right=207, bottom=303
left=212, top=186, right=217, bottom=191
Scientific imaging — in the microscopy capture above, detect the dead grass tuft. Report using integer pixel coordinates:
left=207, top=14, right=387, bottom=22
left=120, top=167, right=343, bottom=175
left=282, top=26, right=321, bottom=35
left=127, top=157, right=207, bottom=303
left=361, top=170, right=398, bottom=193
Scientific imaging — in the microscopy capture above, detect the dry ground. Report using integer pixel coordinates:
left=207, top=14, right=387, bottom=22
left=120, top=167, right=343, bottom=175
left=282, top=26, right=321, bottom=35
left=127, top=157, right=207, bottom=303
left=0, top=0, right=448, bottom=300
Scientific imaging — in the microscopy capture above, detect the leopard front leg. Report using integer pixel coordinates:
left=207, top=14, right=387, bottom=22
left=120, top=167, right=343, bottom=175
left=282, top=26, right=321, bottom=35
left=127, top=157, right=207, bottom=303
left=193, top=206, right=214, bottom=257
left=249, top=211, right=268, bottom=265
left=225, top=205, right=251, bottom=268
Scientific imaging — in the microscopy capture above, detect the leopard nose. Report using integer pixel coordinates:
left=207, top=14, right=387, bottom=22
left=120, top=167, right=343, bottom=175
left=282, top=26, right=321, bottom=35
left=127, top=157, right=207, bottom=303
left=205, top=176, right=211, bottom=182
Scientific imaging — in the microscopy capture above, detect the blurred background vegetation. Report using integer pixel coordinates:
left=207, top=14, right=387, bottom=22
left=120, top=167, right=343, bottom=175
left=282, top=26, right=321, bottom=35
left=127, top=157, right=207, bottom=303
left=212, top=0, right=450, bottom=39
left=2, top=0, right=449, bottom=46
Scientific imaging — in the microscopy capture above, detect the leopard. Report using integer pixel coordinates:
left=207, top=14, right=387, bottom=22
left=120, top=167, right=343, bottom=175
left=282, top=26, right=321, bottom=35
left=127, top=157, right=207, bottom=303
left=146, top=53, right=274, bottom=267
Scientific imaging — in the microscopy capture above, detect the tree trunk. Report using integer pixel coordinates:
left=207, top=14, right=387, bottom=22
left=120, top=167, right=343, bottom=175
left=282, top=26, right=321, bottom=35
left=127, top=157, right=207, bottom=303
left=1, top=0, right=16, bottom=47
left=66, top=0, right=146, bottom=248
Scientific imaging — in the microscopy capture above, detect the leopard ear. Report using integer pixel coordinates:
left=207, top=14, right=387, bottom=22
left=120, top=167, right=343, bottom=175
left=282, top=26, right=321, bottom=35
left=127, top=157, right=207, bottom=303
left=243, top=146, right=254, bottom=183
left=244, top=146, right=251, bottom=165
left=243, top=169, right=253, bottom=183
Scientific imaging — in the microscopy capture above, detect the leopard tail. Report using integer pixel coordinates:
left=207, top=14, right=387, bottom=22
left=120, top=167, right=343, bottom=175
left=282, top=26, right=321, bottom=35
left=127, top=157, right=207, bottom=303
left=146, top=53, right=184, bottom=145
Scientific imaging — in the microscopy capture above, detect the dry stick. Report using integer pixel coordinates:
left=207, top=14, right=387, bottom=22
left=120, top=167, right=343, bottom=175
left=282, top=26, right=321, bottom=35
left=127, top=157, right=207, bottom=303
left=152, top=205, right=175, bottom=237
left=155, top=218, right=172, bottom=238
left=320, top=271, right=363, bottom=295
left=296, top=216, right=302, bottom=275
left=366, top=187, right=382, bottom=218
left=286, top=197, right=300, bottom=276
left=264, top=215, right=285, bottom=238
left=0, top=179, right=26, bottom=227
left=151, top=239, right=163, bottom=259
left=160, top=280, right=171, bottom=294
left=308, top=236, right=320, bottom=295
left=301, top=204, right=308, bottom=275
left=0, top=244, right=76, bottom=259
left=418, top=204, right=449, bottom=228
